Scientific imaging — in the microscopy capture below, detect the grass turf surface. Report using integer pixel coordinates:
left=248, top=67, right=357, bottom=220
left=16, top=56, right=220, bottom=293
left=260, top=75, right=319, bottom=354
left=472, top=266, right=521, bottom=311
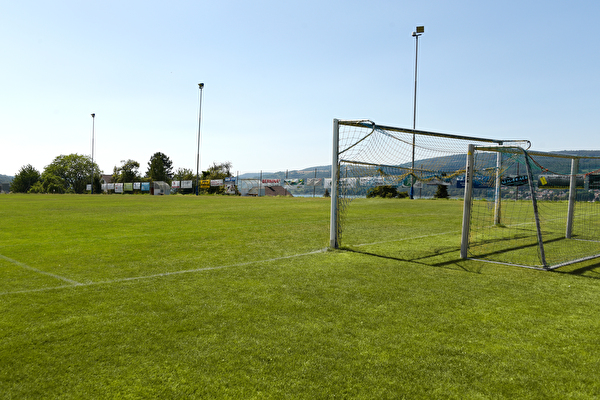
left=1, top=194, right=600, bottom=398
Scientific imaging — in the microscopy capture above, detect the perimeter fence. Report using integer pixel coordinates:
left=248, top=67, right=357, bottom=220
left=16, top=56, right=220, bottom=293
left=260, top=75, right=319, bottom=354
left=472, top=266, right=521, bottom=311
left=98, top=168, right=333, bottom=197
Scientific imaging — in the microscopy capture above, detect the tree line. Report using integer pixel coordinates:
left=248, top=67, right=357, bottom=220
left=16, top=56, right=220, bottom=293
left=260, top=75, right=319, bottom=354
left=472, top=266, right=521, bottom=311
left=10, top=152, right=234, bottom=195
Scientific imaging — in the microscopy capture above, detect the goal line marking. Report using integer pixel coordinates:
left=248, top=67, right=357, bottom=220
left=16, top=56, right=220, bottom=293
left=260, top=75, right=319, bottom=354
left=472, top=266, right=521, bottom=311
left=0, top=249, right=327, bottom=296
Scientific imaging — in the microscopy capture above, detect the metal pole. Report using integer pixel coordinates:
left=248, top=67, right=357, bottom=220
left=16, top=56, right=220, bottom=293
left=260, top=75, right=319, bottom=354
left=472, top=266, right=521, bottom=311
left=494, top=151, right=502, bottom=224
left=313, top=168, right=317, bottom=198
left=411, top=26, right=424, bottom=199
left=460, top=144, right=475, bottom=259
left=523, top=149, right=547, bottom=268
left=566, top=158, right=579, bottom=239
left=330, top=119, right=340, bottom=248
left=91, top=113, right=95, bottom=194
left=196, top=83, right=204, bottom=195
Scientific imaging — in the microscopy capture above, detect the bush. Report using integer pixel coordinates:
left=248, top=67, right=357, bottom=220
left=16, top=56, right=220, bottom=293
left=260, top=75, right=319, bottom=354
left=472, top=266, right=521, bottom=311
left=367, top=185, right=408, bottom=199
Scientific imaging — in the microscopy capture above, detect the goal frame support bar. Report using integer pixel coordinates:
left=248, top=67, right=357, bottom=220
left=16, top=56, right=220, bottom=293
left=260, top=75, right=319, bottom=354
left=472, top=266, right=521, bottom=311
left=565, top=158, right=579, bottom=239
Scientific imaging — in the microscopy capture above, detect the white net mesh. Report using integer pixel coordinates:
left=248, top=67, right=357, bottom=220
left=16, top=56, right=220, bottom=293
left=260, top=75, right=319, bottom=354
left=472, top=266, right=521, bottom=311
left=465, top=147, right=600, bottom=269
left=333, top=120, right=526, bottom=246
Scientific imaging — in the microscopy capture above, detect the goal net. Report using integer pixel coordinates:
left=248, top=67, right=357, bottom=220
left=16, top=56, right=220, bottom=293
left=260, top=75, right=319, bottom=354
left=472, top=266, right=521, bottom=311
left=460, top=145, right=600, bottom=270
left=330, top=119, right=528, bottom=248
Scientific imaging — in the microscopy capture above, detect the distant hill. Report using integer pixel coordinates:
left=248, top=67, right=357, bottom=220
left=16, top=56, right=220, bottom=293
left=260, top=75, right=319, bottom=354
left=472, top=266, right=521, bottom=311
left=260, top=151, right=597, bottom=176
left=0, top=174, right=13, bottom=183
left=237, top=151, right=600, bottom=181
left=551, top=150, right=600, bottom=157
left=238, top=166, right=331, bottom=180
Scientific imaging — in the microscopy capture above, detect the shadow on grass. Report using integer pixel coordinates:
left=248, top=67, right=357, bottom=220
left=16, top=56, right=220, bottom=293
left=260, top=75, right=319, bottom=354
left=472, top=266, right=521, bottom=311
left=341, top=245, right=600, bottom=279
left=339, top=246, right=481, bottom=274
left=551, top=261, right=600, bottom=279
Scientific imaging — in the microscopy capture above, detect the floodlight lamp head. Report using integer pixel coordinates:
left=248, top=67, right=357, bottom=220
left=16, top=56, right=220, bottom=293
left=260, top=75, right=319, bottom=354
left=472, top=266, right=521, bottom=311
left=198, top=83, right=204, bottom=89
left=412, top=26, right=424, bottom=37
left=91, top=113, right=95, bottom=118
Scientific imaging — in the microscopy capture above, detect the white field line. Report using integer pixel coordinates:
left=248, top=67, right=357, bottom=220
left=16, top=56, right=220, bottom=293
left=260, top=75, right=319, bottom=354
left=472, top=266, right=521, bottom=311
left=0, top=249, right=327, bottom=296
left=0, top=254, right=82, bottom=286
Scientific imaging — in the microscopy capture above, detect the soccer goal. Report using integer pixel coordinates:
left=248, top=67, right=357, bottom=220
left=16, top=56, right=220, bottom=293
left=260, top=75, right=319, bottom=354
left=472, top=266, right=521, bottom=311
left=460, top=145, right=600, bottom=270
left=329, top=119, right=528, bottom=248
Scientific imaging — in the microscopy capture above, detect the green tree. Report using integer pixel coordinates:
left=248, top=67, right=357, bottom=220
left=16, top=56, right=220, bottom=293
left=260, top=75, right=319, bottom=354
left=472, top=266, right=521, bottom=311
left=201, top=161, right=233, bottom=194
left=10, top=164, right=40, bottom=193
left=173, top=167, right=195, bottom=194
left=113, top=159, right=141, bottom=183
left=33, top=171, right=67, bottom=194
left=173, top=167, right=195, bottom=181
left=27, top=181, right=44, bottom=193
left=42, top=154, right=101, bottom=194
left=434, top=184, right=450, bottom=199
left=146, top=152, right=173, bottom=184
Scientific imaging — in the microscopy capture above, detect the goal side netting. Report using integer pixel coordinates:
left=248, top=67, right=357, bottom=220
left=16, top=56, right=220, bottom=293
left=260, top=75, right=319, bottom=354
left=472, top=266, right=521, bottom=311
left=329, top=119, right=528, bottom=248
left=460, top=145, right=600, bottom=270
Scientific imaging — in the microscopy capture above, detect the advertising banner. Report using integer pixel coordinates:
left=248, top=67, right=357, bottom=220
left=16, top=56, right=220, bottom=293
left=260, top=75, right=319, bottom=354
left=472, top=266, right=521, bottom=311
left=359, top=177, right=384, bottom=186
left=225, top=184, right=236, bottom=194
left=86, top=184, right=92, bottom=191
left=538, top=174, right=584, bottom=189
left=181, top=180, right=193, bottom=189
left=211, top=179, right=223, bottom=187
left=456, top=176, right=493, bottom=189
left=134, top=182, right=141, bottom=190
left=115, top=183, right=124, bottom=193
left=108, top=183, right=115, bottom=190
left=589, top=175, right=600, bottom=190
left=141, top=182, right=150, bottom=191
left=124, top=183, right=133, bottom=192
left=307, top=178, right=323, bottom=186
left=340, top=178, right=357, bottom=188
left=224, top=177, right=236, bottom=183
left=200, top=180, right=210, bottom=189
left=284, top=179, right=304, bottom=186
left=262, top=179, right=280, bottom=186
left=171, top=180, right=180, bottom=189
left=501, top=175, right=528, bottom=187
left=324, top=178, right=332, bottom=189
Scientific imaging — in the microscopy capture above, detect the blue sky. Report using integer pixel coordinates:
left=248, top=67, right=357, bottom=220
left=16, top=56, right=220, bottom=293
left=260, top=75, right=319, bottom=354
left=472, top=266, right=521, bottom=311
left=2, top=0, right=599, bottom=177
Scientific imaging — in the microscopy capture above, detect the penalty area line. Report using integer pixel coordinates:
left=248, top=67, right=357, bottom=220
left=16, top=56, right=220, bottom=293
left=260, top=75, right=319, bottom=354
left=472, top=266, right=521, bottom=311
left=94, top=248, right=328, bottom=284
left=0, top=253, right=82, bottom=286
left=0, top=249, right=327, bottom=296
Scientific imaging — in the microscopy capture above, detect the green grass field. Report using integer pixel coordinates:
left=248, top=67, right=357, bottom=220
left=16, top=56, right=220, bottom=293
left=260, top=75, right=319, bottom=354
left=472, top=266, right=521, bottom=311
left=2, top=194, right=600, bottom=399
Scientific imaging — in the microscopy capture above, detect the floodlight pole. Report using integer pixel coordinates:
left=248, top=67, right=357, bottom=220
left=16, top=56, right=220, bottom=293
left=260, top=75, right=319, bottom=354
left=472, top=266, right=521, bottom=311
left=410, top=26, right=424, bottom=199
left=196, top=83, right=204, bottom=195
left=91, top=113, right=95, bottom=194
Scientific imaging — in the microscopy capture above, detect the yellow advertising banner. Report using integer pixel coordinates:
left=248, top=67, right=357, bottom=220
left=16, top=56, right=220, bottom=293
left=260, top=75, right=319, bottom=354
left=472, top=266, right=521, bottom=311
left=200, top=180, right=210, bottom=189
